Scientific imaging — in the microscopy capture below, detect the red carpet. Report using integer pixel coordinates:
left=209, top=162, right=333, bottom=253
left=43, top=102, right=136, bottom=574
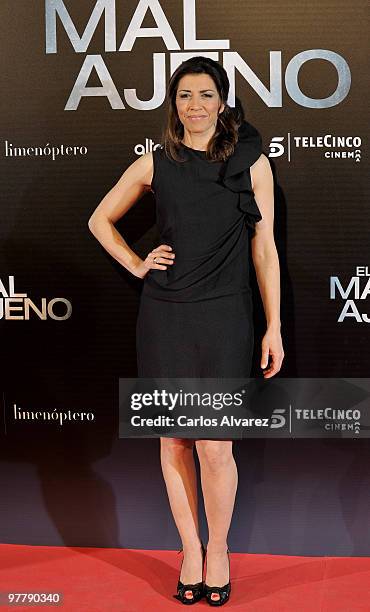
left=1, top=544, right=369, bottom=611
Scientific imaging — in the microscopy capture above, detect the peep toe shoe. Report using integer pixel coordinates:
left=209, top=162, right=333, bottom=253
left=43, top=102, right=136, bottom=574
left=173, top=541, right=206, bottom=605
left=204, top=548, right=231, bottom=606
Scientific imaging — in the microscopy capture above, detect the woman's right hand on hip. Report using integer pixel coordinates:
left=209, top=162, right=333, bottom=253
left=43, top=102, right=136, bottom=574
left=133, top=244, right=175, bottom=278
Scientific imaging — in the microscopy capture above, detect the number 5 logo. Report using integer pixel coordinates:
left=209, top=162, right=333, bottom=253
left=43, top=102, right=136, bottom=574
left=269, top=137, right=285, bottom=158
left=270, top=408, right=286, bottom=428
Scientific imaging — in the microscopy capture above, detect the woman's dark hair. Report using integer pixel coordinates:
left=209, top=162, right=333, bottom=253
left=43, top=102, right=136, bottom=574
left=161, top=56, right=245, bottom=162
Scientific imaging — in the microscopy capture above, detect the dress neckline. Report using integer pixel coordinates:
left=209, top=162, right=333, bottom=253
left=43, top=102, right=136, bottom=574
left=180, top=142, right=207, bottom=154
left=179, top=119, right=262, bottom=168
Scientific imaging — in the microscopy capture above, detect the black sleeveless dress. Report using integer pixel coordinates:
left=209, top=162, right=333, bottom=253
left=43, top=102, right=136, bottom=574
left=136, top=119, right=263, bottom=377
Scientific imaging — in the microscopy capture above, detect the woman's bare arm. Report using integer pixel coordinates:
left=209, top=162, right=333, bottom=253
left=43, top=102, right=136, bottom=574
left=88, top=152, right=174, bottom=278
left=250, top=153, right=284, bottom=377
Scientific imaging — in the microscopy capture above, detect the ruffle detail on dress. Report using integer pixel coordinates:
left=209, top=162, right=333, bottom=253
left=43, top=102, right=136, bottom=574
left=218, top=120, right=263, bottom=229
left=240, top=191, right=263, bottom=229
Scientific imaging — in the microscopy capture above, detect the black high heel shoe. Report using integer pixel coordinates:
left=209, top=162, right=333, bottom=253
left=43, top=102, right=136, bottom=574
left=173, top=541, right=206, bottom=605
left=204, top=548, right=231, bottom=606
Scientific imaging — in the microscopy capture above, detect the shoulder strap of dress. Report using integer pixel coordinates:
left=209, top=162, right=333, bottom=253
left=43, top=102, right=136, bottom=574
left=151, top=145, right=164, bottom=193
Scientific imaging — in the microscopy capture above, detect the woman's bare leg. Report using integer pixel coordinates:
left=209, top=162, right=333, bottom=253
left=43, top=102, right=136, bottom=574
left=195, top=439, right=237, bottom=602
left=160, top=437, right=204, bottom=601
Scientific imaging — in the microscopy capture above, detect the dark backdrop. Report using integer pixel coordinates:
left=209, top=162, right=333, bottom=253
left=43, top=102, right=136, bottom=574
left=0, top=0, right=369, bottom=554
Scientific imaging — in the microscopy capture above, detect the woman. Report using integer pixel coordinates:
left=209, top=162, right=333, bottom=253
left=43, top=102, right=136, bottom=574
left=88, top=56, right=284, bottom=606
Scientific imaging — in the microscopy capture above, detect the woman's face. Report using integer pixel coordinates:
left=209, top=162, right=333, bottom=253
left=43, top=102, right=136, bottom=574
left=175, top=73, right=225, bottom=135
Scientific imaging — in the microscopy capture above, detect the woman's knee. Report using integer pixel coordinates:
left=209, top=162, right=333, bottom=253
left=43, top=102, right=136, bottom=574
left=195, top=440, right=233, bottom=471
left=160, top=437, right=195, bottom=459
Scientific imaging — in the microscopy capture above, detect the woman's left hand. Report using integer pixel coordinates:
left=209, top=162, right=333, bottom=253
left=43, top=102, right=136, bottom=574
left=260, top=328, right=284, bottom=378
